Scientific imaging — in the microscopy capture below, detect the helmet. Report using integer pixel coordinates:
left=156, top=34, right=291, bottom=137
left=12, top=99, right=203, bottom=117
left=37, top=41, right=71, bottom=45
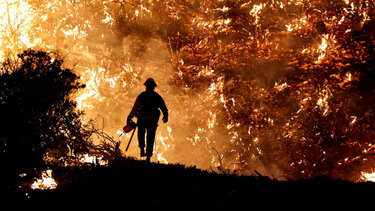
left=144, top=78, right=157, bottom=87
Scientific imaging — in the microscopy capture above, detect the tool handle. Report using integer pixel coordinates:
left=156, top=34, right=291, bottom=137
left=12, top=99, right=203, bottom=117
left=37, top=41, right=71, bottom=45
left=125, top=127, right=136, bottom=151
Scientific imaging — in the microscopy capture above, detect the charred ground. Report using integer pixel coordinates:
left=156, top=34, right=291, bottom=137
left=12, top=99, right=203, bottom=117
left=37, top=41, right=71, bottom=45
left=2, top=156, right=375, bottom=210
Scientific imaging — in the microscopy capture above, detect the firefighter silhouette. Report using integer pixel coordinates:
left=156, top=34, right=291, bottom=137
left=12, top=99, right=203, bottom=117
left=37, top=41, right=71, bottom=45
left=127, top=78, right=168, bottom=162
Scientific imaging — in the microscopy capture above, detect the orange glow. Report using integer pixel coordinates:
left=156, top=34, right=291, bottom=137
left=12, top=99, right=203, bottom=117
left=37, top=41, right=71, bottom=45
left=1, top=0, right=374, bottom=181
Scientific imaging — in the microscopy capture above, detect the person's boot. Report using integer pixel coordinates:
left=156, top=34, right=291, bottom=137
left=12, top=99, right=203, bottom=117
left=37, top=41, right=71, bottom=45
left=146, top=156, right=151, bottom=163
left=140, top=148, right=146, bottom=157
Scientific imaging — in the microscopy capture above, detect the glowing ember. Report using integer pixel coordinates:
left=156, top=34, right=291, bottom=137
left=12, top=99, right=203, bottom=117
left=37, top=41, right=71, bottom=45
left=79, top=154, right=108, bottom=166
left=31, top=170, right=57, bottom=190
left=316, top=35, right=329, bottom=64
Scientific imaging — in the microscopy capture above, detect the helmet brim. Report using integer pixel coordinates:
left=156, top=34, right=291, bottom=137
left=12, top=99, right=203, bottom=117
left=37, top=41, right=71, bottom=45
left=144, top=82, right=157, bottom=87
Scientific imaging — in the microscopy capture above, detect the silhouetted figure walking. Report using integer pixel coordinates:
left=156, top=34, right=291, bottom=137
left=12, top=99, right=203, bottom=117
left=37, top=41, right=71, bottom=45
left=127, top=78, right=168, bottom=162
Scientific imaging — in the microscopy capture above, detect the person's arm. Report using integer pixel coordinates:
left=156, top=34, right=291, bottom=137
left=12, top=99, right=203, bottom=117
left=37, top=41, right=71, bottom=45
left=127, top=95, right=141, bottom=123
left=159, top=95, right=168, bottom=123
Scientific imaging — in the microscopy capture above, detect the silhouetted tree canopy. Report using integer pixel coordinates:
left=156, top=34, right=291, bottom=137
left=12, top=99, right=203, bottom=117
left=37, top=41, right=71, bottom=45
left=0, top=49, right=88, bottom=176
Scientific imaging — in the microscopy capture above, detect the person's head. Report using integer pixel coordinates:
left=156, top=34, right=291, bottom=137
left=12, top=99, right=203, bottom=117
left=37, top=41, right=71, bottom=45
left=144, top=78, right=157, bottom=90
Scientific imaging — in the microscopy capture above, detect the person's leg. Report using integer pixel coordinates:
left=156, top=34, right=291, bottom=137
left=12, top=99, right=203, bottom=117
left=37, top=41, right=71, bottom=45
left=146, top=125, right=157, bottom=158
left=146, top=155, right=151, bottom=163
left=137, top=123, right=146, bottom=157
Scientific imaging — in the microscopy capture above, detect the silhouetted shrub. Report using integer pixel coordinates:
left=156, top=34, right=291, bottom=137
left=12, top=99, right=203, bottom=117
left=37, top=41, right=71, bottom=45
left=0, top=49, right=89, bottom=177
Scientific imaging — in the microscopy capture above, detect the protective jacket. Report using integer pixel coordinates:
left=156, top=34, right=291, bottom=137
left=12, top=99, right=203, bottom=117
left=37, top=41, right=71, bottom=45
left=128, top=90, right=168, bottom=124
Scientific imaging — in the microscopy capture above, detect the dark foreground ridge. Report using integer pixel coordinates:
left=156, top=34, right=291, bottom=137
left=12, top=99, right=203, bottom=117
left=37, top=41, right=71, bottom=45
left=2, top=157, right=375, bottom=210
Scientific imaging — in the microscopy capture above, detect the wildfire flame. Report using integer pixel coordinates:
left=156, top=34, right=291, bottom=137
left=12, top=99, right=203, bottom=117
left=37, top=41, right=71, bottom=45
left=31, top=170, right=58, bottom=190
left=1, top=0, right=375, bottom=181
left=361, top=172, right=375, bottom=182
left=79, top=153, right=108, bottom=166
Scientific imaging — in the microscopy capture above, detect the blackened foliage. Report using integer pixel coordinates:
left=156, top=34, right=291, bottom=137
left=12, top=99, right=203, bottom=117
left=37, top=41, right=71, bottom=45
left=0, top=50, right=87, bottom=178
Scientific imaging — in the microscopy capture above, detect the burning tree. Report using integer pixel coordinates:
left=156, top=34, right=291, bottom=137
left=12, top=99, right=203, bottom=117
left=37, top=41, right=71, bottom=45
left=165, top=0, right=375, bottom=180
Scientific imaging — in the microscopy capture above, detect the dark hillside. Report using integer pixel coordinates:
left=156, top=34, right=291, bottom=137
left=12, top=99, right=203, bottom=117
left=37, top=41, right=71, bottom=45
left=2, top=157, right=375, bottom=210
